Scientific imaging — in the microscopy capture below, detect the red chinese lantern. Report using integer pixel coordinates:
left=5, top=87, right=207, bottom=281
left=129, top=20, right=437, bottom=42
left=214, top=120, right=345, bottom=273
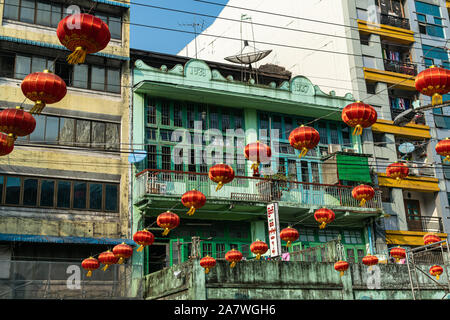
left=386, top=162, right=409, bottom=182
left=181, top=189, right=206, bottom=216
left=0, top=106, right=36, bottom=141
left=98, top=250, right=119, bottom=271
left=112, top=242, right=133, bottom=264
left=200, top=256, right=216, bottom=274
left=351, top=185, right=375, bottom=207
left=157, top=211, right=180, bottom=235
left=288, top=125, right=320, bottom=158
left=225, top=249, right=243, bottom=268
left=390, top=246, right=406, bottom=263
left=415, top=65, right=450, bottom=106
left=208, top=164, right=235, bottom=191
left=57, top=13, right=111, bottom=64
left=430, top=265, right=444, bottom=280
left=81, top=257, right=100, bottom=277
left=280, top=226, right=299, bottom=247
left=423, top=233, right=442, bottom=246
left=341, top=101, right=378, bottom=136
left=334, top=260, right=349, bottom=277
left=362, top=254, right=379, bottom=271
left=314, top=208, right=335, bottom=229
left=133, top=229, right=155, bottom=252
left=0, top=133, right=14, bottom=156
left=244, top=141, right=272, bottom=176
left=435, top=138, right=450, bottom=162
left=21, top=70, right=67, bottom=114
left=250, top=240, right=268, bottom=260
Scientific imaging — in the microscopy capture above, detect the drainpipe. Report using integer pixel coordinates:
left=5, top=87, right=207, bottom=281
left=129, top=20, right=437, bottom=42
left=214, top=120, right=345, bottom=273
left=367, top=219, right=375, bottom=255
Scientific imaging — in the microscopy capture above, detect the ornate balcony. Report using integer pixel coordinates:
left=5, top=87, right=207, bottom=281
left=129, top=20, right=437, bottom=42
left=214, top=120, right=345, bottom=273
left=134, top=169, right=383, bottom=211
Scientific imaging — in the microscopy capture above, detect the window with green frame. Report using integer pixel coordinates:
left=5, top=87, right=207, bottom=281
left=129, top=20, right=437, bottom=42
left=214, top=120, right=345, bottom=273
left=275, top=226, right=366, bottom=262
left=144, top=97, right=246, bottom=175
left=167, top=221, right=252, bottom=265
left=257, top=112, right=353, bottom=183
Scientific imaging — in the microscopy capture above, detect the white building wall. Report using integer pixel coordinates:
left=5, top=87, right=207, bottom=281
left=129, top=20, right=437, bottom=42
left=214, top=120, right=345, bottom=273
left=179, top=0, right=355, bottom=96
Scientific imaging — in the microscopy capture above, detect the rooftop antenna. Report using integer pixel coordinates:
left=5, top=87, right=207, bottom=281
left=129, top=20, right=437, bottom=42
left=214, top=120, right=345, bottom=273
left=179, top=18, right=206, bottom=59
left=224, top=14, right=272, bottom=84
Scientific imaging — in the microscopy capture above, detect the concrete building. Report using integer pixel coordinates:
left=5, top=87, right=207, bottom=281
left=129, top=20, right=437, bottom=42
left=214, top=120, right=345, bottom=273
left=0, top=0, right=137, bottom=298
left=131, top=49, right=385, bottom=276
left=179, top=0, right=450, bottom=252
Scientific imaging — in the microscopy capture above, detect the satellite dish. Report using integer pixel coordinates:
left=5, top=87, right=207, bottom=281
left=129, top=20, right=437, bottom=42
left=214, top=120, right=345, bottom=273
left=398, top=142, right=415, bottom=154
left=224, top=49, right=272, bottom=65
left=225, top=39, right=272, bottom=65
left=128, top=150, right=147, bottom=163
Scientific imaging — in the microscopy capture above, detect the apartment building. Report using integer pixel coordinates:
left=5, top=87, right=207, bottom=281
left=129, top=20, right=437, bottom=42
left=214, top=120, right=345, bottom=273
left=0, top=0, right=135, bottom=298
left=178, top=0, right=449, bottom=252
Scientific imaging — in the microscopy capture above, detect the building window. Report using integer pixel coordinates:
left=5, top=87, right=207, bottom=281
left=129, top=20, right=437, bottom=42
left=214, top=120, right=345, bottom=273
left=13, top=112, right=120, bottom=151
left=415, top=1, right=445, bottom=38
left=380, top=186, right=392, bottom=202
left=147, top=145, right=157, bottom=169
left=343, top=230, right=362, bottom=244
left=366, top=82, right=377, bottom=94
left=4, top=52, right=121, bottom=93
left=3, top=0, right=122, bottom=39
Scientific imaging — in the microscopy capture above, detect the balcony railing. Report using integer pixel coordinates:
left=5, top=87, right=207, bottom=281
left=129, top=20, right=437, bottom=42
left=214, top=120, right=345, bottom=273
left=384, top=59, right=417, bottom=76
left=135, top=169, right=383, bottom=210
left=407, top=216, right=444, bottom=233
left=379, top=12, right=410, bottom=30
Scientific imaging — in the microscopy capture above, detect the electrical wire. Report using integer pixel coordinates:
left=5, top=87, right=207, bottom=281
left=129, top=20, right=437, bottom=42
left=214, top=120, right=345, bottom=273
left=191, top=0, right=450, bottom=45
left=3, top=2, right=449, bottom=69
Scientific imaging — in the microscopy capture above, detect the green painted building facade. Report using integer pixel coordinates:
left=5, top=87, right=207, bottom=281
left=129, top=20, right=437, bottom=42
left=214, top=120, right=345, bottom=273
left=130, top=50, right=385, bottom=276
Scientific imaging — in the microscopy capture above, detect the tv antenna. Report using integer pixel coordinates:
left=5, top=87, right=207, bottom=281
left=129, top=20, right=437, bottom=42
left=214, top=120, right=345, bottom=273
left=179, top=18, right=206, bottom=59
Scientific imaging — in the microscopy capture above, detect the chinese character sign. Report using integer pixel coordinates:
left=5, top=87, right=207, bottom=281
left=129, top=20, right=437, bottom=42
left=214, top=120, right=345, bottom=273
left=267, top=203, right=281, bottom=258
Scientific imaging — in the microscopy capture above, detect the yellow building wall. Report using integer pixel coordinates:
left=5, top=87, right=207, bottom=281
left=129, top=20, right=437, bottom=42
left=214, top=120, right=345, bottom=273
left=385, top=230, right=447, bottom=246
left=0, top=2, right=131, bottom=240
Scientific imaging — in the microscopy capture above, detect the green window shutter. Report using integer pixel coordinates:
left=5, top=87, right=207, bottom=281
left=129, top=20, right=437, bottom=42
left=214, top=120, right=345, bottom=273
left=336, top=154, right=372, bottom=183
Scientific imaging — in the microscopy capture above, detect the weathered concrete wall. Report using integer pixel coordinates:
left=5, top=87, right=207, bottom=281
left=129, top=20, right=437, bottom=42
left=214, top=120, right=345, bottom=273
left=145, top=260, right=206, bottom=300
left=145, top=260, right=450, bottom=300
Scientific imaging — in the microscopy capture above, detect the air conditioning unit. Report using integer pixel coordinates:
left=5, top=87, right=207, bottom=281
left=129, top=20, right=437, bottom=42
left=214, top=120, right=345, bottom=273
left=343, top=148, right=356, bottom=153
left=409, top=163, right=419, bottom=176
left=328, top=144, right=342, bottom=154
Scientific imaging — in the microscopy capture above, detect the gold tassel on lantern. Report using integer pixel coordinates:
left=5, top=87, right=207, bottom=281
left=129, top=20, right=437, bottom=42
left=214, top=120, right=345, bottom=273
left=230, top=261, right=236, bottom=268
left=67, top=46, right=88, bottom=65
left=205, top=268, right=210, bottom=274
left=30, top=100, right=46, bottom=115
left=215, top=181, right=223, bottom=191
left=86, top=270, right=92, bottom=277
left=298, top=147, right=308, bottom=159
left=117, top=257, right=124, bottom=264
left=162, top=228, right=170, bottom=236
left=102, top=265, right=110, bottom=272
left=187, top=206, right=196, bottom=216
left=340, top=271, right=344, bottom=277
left=136, top=245, right=144, bottom=252
left=352, top=124, right=363, bottom=136
left=255, top=253, right=261, bottom=260
left=432, top=93, right=443, bottom=106
left=319, top=222, right=327, bottom=229
left=360, top=198, right=367, bottom=207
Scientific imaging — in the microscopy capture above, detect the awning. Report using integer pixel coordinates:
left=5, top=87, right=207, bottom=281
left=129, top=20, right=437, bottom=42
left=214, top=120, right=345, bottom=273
left=336, top=154, right=372, bottom=183
left=0, top=233, right=136, bottom=246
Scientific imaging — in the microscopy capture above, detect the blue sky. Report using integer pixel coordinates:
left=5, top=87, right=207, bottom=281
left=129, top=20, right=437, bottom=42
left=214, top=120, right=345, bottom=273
left=130, top=0, right=229, bottom=55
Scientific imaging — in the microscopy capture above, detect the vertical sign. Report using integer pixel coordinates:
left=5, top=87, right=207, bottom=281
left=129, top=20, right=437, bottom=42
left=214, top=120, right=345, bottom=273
left=267, top=203, right=281, bottom=258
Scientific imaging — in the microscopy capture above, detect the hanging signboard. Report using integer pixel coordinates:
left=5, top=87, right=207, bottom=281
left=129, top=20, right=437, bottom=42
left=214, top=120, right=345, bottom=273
left=267, top=203, right=281, bottom=258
